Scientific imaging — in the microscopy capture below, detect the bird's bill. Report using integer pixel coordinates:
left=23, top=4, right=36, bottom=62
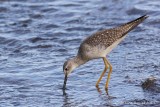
left=63, top=73, right=68, bottom=90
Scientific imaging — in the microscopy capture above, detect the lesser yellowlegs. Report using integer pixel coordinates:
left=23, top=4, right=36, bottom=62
left=63, top=15, right=148, bottom=90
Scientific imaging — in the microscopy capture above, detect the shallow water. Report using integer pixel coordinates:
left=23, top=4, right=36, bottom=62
left=0, top=0, right=160, bottom=106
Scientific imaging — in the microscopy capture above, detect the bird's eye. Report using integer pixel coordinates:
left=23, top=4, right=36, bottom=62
left=65, top=68, right=68, bottom=71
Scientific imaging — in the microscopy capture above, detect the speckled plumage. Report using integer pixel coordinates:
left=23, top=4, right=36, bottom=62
left=77, top=15, right=148, bottom=61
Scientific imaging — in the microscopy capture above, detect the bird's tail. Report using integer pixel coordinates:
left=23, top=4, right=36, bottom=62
left=116, top=15, right=149, bottom=37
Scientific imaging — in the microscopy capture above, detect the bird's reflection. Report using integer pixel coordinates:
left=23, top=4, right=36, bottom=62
left=96, top=86, right=116, bottom=100
left=62, top=89, right=78, bottom=107
left=62, top=86, right=116, bottom=107
left=62, top=88, right=67, bottom=96
left=62, top=89, right=69, bottom=107
left=96, top=86, right=117, bottom=106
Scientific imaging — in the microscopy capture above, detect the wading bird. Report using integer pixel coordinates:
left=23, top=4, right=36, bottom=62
left=63, top=15, right=148, bottom=90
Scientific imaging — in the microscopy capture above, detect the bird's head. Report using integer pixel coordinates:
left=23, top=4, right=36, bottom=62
left=63, top=58, right=78, bottom=76
left=62, top=56, right=86, bottom=89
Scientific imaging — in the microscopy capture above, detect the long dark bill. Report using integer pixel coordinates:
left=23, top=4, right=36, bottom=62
left=63, top=74, right=68, bottom=90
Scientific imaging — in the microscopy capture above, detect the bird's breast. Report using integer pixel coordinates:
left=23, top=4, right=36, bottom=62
left=78, top=43, right=106, bottom=60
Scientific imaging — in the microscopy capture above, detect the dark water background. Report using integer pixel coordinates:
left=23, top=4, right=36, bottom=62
left=0, top=0, right=160, bottom=106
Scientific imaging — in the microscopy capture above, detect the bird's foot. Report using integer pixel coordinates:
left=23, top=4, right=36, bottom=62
left=95, top=85, right=102, bottom=93
left=105, top=87, right=109, bottom=95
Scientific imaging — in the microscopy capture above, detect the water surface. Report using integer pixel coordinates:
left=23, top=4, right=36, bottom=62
left=0, top=0, right=160, bottom=106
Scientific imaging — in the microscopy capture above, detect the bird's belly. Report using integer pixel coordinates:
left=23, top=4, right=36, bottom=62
left=81, top=44, right=105, bottom=60
left=86, top=46, right=105, bottom=59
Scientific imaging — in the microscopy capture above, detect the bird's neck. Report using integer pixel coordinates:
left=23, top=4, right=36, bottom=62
left=72, top=55, right=87, bottom=67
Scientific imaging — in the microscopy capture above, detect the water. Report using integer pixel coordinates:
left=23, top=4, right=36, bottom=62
left=0, top=0, right=160, bottom=106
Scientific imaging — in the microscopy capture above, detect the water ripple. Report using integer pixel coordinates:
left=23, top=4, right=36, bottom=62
left=0, top=0, right=160, bottom=106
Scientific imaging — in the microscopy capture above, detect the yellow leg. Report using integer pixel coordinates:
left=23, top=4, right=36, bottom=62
left=96, top=58, right=108, bottom=87
left=104, top=58, right=112, bottom=90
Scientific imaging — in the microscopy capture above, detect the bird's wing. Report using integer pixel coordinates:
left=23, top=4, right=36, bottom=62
left=114, top=15, right=149, bottom=38
left=83, top=15, right=148, bottom=48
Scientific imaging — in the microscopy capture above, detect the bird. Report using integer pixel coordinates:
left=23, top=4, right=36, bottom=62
left=63, top=15, right=148, bottom=90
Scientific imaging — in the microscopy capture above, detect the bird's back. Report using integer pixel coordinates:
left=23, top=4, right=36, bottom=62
left=78, top=15, right=148, bottom=60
